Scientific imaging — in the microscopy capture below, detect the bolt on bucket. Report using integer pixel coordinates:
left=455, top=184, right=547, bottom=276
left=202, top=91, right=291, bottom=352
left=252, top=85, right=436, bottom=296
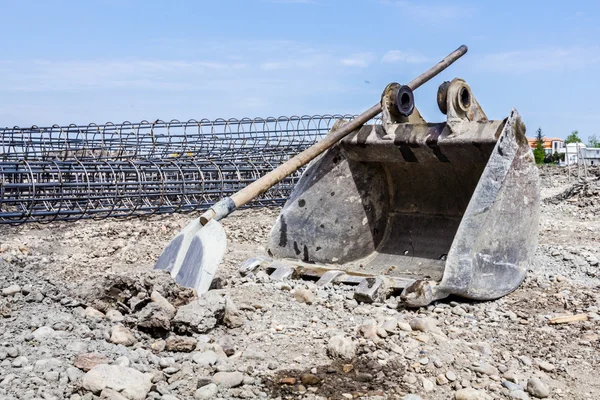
left=261, top=78, right=540, bottom=306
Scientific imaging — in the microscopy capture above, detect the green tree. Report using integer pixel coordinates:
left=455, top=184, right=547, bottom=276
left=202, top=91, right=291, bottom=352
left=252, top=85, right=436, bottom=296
left=588, top=134, right=600, bottom=148
left=565, top=130, right=582, bottom=144
left=533, top=127, right=545, bottom=164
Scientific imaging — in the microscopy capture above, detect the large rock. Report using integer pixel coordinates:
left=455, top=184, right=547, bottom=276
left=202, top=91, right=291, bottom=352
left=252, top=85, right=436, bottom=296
left=327, top=335, right=356, bottom=359
left=82, top=365, right=152, bottom=400
left=173, top=291, right=227, bottom=333
left=137, top=303, right=173, bottom=332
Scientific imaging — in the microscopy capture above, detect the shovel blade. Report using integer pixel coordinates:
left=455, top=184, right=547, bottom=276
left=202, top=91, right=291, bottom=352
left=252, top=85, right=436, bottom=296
left=154, top=218, right=226, bottom=295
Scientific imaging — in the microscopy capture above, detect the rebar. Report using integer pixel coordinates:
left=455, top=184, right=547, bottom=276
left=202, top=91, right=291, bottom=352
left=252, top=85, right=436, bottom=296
left=0, top=157, right=300, bottom=224
left=1, top=114, right=383, bottom=224
left=1, top=115, right=357, bottom=162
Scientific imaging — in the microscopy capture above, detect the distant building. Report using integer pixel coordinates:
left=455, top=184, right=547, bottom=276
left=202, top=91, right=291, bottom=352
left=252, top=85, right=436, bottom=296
left=527, top=137, right=564, bottom=155
left=559, top=143, right=600, bottom=166
left=582, top=146, right=600, bottom=166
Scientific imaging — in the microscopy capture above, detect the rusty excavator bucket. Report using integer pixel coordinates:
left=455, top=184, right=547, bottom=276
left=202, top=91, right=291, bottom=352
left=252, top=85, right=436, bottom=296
left=242, top=78, right=540, bottom=307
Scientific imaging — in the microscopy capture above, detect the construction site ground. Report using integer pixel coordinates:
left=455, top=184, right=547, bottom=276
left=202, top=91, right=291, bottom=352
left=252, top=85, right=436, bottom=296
left=0, top=165, right=598, bottom=400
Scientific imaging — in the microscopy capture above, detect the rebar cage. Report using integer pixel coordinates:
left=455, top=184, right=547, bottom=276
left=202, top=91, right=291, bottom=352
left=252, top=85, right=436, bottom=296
left=1, top=115, right=378, bottom=224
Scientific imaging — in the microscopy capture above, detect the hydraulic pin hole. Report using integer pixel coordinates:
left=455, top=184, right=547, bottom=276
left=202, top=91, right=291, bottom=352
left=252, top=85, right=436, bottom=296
left=395, top=85, right=415, bottom=117
left=458, top=86, right=471, bottom=110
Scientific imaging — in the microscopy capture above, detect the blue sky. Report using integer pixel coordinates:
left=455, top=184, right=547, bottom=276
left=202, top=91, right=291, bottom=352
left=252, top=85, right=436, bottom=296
left=1, top=0, right=599, bottom=142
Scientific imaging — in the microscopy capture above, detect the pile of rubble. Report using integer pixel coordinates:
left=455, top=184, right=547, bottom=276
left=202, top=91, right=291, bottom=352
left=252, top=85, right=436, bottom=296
left=0, top=165, right=599, bottom=400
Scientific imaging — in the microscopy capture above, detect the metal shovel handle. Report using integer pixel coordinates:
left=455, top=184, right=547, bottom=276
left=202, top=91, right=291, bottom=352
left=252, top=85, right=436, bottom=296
left=201, top=45, right=469, bottom=225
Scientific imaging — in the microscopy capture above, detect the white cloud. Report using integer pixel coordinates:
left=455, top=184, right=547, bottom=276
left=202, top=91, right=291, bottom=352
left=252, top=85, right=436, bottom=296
left=380, top=0, right=475, bottom=22
left=0, top=60, right=249, bottom=92
left=478, top=46, right=600, bottom=73
left=381, top=50, right=428, bottom=64
left=340, top=53, right=375, bottom=68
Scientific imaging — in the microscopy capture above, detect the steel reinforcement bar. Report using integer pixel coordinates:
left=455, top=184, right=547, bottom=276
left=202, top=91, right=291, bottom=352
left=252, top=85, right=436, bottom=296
left=0, top=157, right=300, bottom=224
left=0, top=115, right=359, bottom=162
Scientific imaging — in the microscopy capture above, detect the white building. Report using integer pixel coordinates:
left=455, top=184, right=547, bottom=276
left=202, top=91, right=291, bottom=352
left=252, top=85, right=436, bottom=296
left=561, top=143, right=600, bottom=166
left=582, top=146, right=600, bottom=166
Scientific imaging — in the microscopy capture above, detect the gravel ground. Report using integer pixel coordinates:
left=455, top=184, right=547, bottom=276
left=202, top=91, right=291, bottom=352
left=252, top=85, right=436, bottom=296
left=0, top=165, right=598, bottom=400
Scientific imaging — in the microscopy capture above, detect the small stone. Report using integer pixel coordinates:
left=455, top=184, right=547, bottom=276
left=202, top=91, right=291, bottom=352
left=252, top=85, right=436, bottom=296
left=151, top=340, right=166, bottom=353
left=358, top=320, right=378, bottom=339
left=517, top=356, right=532, bottom=366
left=381, top=319, right=397, bottom=333
left=12, top=356, right=28, bottom=367
left=99, top=388, right=129, bottom=400
left=6, top=347, right=18, bottom=357
left=503, top=381, right=524, bottom=392
left=421, top=377, right=434, bottom=392
left=85, top=307, right=105, bottom=320
left=192, top=351, right=218, bottom=367
left=402, top=395, right=423, bottom=400
left=217, top=335, right=235, bottom=357
left=74, top=353, right=111, bottom=372
left=409, top=317, right=437, bottom=332
left=526, top=378, right=549, bottom=398
left=194, top=383, right=218, bottom=399
left=44, top=370, right=60, bottom=381
left=436, top=374, right=449, bottom=385
left=446, top=370, right=457, bottom=382
left=454, top=388, right=493, bottom=400
left=504, top=370, right=517, bottom=382
left=293, top=288, right=315, bottom=305
left=418, top=357, right=429, bottom=365
left=452, top=306, right=467, bottom=316
left=389, top=342, right=404, bottom=355
left=267, top=361, right=278, bottom=370
left=509, top=390, right=531, bottom=400
left=105, top=310, right=124, bottom=323
left=67, top=367, right=84, bottom=382
left=342, top=364, right=354, bottom=373
left=110, top=325, right=136, bottom=346
left=165, top=335, right=197, bottom=352
left=398, top=321, right=412, bottom=332
left=223, top=298, right=244, bottom=328
left=415, top=334, right=430, bottom=343
left=300, top=373, right=320, bottom=386
left=342, top=394, right=353, bottom=399
left=471, top=362, right=498, bottom=376
left=32, top=326, right=58, bottom=340
left=2, top=284, right=21, bottom=296
left=327, top=335, right=356, bottom=359
left=279, top=377, right=296, bottom=385
left=535, top=359, right=555, bottom=372
left=114, top=356, right=130, bottom=367
left=213, top=371, right=244, bottom=388
left=150, top=290, right=176, bottom=314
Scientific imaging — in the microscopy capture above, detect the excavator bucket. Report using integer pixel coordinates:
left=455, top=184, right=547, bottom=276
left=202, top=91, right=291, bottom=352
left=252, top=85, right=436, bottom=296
left=241, top=78, right=540, bottom=306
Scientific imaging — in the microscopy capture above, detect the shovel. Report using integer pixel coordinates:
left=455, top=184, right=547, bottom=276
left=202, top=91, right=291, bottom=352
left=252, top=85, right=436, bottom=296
left=154, top=45, right=469, bottom=294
